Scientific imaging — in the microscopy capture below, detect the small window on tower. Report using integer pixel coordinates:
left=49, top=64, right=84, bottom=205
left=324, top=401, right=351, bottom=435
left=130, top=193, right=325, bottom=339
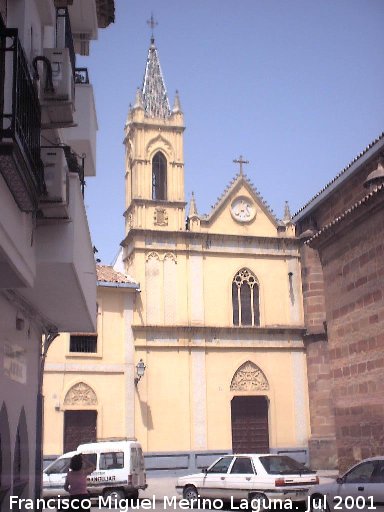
left=152, top=152, right=167, bottom=200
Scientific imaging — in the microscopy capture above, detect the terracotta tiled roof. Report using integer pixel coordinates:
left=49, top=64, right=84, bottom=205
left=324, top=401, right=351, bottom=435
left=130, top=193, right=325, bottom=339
left=294, top=132, right=384, bottom=218
left=306, top=183, right=384, bottom=245
left=96, top=265, right=137, bottom=285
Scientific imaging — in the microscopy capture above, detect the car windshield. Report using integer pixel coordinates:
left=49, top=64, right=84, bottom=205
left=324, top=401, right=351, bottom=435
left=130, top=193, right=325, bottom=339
left=45, top=457, right=71, bottom=474
left=259, top=456, right=313, bottom=475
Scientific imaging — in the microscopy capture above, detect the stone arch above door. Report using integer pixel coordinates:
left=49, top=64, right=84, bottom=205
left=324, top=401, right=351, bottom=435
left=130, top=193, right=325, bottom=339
left=64, top=382, right=98, bottom=407
left=230, top=361, right=269, bottom=391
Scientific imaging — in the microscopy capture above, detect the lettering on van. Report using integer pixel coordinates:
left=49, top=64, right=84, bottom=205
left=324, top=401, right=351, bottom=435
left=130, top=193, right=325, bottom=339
left=87, top=475, right=116, bottom=483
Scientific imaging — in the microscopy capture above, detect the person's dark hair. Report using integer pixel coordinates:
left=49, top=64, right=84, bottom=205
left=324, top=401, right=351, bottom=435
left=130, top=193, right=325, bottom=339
left=69, top=454, right=83, bottom=471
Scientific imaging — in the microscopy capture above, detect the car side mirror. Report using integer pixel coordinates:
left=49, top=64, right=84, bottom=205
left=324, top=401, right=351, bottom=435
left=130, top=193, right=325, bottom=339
left=202, top=467, right=208, bottom=474
left=336, top=476, right=344, bottom=484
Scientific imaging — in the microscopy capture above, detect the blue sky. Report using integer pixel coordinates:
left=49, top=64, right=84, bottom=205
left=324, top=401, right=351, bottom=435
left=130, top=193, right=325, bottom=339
left=81, top=0, right=384, bottom=264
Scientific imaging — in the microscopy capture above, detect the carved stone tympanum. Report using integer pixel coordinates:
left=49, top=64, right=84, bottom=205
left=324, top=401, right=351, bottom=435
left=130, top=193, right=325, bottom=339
left=230, top=361, right=269, bottom=391
left=64, top=382, right=98, bottom=406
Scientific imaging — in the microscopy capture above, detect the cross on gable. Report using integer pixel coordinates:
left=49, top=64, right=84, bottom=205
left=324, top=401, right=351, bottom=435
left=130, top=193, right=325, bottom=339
left=233, top=155, right=249, bottom=175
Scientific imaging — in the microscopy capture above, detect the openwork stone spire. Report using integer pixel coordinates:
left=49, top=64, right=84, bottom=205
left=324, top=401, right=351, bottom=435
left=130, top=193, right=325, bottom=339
left=142, top=38, right=171, bottom=118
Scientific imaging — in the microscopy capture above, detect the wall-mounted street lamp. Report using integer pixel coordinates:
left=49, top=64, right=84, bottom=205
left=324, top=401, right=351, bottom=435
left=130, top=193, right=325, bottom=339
left=134, top=359, right=146, bottom=385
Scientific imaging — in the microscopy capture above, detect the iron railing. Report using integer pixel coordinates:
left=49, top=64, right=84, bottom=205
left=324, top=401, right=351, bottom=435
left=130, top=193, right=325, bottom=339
left=63, top=145, right=85, bottom=197
left=0, top=28, right=45, bottom=200
left=69, top=334, right=97, bottom=353
left=56, top=7, right=76, bottom=74
left=74, top=67, right=89, bottom=84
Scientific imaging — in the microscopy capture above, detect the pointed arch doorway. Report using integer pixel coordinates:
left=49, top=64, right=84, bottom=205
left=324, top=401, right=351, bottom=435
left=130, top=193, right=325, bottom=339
left=230, top=361, right=270, bottom=453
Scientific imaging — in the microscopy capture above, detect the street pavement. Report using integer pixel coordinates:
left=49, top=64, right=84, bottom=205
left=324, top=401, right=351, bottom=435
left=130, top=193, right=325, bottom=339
left=41, top=471, right=338, bottom=511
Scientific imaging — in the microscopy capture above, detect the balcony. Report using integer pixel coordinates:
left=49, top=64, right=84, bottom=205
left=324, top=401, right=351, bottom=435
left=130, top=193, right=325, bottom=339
left=21, top=173, right=97, bottom=332
left=39, top=145, right=84, bottom=218
left=61, top=68, right=97, bottom=177
left=68, top=0, right=98, bottom=56
left=56, top=7, right=76, bottom=75
left=0, top=29, right=45, bottom=212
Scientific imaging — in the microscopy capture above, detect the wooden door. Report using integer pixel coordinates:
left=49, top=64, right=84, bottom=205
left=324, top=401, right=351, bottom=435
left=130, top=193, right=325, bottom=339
left=63, top=410, right=97, bottom=453
left=231, top=396, right=269, bottom=453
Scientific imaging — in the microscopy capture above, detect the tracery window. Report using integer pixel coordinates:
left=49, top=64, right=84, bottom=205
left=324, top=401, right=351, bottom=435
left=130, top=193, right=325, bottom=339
left=232, top=268, right=260, bottom=326
left=152, top=151, right=167, bottom=200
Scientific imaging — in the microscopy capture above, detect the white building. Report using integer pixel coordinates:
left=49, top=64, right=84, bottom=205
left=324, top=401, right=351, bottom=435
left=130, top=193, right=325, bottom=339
left=0, top=0, right=114, bottom=506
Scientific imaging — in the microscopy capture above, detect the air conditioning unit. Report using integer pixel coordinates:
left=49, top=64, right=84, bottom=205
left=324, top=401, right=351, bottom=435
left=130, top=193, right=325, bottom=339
left=40, top=48, right=75, bottom=128
left=39, top=147, right=69, bottom=218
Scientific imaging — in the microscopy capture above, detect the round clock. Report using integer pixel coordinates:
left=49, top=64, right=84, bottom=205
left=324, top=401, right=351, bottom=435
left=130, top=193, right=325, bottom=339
left=230, top=196, right=256, bottom=223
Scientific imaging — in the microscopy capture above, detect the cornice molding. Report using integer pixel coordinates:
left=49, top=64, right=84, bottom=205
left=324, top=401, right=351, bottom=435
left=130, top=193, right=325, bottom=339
left=121, top=227, right=301, bottom=250
left=132, top=324, right=306, bottom=336
left=307, top=184, right=384, bottom=250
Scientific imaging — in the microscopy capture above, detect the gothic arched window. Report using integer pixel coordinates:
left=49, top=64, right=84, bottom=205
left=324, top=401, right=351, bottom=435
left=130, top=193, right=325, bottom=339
left=232, top=268, right=260, bottom=326
left=152, top=152, right=167, bottom=200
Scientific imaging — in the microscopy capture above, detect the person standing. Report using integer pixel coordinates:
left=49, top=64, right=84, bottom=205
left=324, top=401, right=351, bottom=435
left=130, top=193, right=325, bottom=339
left=64, top=453, right=93, bottom=511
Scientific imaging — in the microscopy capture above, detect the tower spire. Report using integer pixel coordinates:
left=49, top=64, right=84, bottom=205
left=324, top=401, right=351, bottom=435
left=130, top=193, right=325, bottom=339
left=283, top=200, right=292, bottom=224
left=188, top=191, right=198, bottom=217
left=142, top=18, right=171, bottom=118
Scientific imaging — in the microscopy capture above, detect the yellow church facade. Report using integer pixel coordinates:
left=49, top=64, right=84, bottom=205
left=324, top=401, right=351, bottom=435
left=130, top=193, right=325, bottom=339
left=43, top=36, right=311, bottom=470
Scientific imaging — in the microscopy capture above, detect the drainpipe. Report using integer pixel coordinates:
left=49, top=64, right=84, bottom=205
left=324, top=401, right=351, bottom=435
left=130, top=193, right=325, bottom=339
left=35, top=330, right=59, bottom=500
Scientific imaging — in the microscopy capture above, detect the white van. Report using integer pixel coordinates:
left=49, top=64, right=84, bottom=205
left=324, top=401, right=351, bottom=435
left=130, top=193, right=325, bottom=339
left=43, top=439, right=147, bottom=500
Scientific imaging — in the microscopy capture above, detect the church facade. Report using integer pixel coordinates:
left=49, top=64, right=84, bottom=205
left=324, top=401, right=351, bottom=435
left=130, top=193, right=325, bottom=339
left=119, top=36, right=311, bottom=469
left=44, top=36, right=312, bottom=470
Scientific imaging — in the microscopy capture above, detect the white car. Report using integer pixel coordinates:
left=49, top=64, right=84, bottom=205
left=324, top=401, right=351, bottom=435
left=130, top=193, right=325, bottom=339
left=176, top=454, right=318, bottom=506
left=308, top=456, right=384, bottom=511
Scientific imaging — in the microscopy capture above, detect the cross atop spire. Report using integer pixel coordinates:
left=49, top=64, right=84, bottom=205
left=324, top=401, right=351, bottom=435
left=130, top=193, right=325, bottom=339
left=233, top=155, right=249, bottom=175
left=147, top=13, right=158, bottom=42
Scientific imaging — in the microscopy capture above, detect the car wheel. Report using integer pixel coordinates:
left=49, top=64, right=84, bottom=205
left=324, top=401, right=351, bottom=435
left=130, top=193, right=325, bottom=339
left=249, top=492, right=268, bottom=512
left=183, top=485, right=199, bottom=501
left=103, top=488, right=125, bottom=503
left=310, top=494, right=329, bottom=512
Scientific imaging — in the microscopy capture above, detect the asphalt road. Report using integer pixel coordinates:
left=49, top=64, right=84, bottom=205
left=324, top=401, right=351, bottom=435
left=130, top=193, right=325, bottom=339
left=41, top=497, right=310, bottom=512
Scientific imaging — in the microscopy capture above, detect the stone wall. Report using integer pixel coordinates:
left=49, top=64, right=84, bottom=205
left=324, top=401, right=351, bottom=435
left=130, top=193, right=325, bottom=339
left=318, top=204, right=384, bottom=471
left=300, top=243, right=337, bottom=469
left=295, top=143, right=384, bottom=472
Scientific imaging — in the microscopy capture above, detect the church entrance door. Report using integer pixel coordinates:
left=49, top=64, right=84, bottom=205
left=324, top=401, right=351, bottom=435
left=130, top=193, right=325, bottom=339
left=63, top=410, right=97, bottom=453
left=231, top=396, right=269, bottom=453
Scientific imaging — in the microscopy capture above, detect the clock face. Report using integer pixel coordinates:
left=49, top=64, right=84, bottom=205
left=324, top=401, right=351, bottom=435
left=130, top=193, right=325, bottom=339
left=230, top=196, right=256, bottom=223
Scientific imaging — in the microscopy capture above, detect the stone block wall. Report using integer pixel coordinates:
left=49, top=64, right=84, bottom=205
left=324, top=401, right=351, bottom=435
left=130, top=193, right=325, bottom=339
left=305, top=338, right=337, bottom=469
left=296, top=144, right=384, bottom=472
left=300, top=243, right=337, bottom=469
left=319, top=205, right=384, bottom=472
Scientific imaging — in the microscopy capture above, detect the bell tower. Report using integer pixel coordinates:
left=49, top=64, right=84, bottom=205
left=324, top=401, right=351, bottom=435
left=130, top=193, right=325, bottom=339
left=123, top=36, right=186, bottom=236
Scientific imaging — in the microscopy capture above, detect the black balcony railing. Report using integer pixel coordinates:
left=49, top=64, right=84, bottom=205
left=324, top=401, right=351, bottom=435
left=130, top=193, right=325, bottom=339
left=63, top=145, right=85, bottom=197
left=56, top=7, right=76, bottom=74
left=74, top=67, right=89, bottom=84
left=0, top=28, right=45, bottom=211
